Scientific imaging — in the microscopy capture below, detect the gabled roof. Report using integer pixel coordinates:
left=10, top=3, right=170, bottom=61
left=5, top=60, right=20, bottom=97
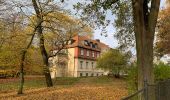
left=67, top=35, right=110, bottom=51
left=52, top=35, right=110, bottom=52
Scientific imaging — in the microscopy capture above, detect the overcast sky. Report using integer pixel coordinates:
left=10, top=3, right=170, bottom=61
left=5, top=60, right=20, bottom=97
left=63, top=0, right=166, bottom=48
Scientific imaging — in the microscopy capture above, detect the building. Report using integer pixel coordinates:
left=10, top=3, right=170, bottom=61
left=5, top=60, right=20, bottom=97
left=160, top=54, right=170, bottom=65
left=50, top=35, right=110, bottom=78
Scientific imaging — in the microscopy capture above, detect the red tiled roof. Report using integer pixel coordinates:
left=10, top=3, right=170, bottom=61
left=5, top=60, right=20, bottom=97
left=52, top=35, right=110, bottom=51
left=67, top=35, right=110, bottom=51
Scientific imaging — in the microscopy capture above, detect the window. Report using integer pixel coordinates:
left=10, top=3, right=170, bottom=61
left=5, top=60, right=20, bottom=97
left=86, top=73, right=88, bottom=77
left=80, top=61, right=83, bottom=69
left=91, top=62, right=94, bottom=69
left=84, top=40, right=88, bottom=46
left=80, top=48, right=84, bottom=55
left=64, top=41, right=67, bottom=45
left=90, top=42, right=93, bottom=47
left=92, top=51, right=95, bottom=57
left=80, top=73, right=83, bottom=77
left=86, top=62, right=88, bottom=69
left=92, top=44, right=95, bottom=48
left=95, top=43, right=98, bottom=48
left=92, top=43, right=98, bottom=48
left=87, top=50, right=89, bottom=56
left=68, top=40, right=72, bottom=44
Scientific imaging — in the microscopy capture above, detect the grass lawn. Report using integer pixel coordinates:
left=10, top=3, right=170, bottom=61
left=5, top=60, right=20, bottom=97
left=0, top=76, right=128, bottom=100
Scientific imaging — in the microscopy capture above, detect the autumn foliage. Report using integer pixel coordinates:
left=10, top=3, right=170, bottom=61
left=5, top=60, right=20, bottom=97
left=156, top=3, right=170, bottom=57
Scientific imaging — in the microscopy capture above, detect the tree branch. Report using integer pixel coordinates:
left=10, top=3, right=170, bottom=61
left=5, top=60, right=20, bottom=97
left=148, top=0, right=160, bottom=34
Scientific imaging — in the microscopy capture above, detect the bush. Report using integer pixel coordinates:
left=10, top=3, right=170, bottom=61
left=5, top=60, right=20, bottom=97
left=127, top=64, right=138, bottom=93
left=154, top=62, right=170, bottom=81
left=127, top=62, right=170, bottom=93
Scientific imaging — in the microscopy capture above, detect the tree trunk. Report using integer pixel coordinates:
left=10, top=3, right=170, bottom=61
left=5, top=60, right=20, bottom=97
left=38, top=25, right=53, bottom=87
left=18, top=32, right=36, bottom=94
left=32, top=0, right=53, bottom=87
left=132, top=0, right=160, bottom=100
left=17, top=50, right=25, bottom=94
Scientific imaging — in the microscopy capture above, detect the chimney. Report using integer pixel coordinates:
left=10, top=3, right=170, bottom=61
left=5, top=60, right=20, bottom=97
left=96, top=39, right=100, bottom=42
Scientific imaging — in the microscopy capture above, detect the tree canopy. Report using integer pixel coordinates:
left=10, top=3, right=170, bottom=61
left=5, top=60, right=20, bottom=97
left=96, top=49, right=127, bottom=77
left=155, top=2, right=170, bottom=57
left=74, top=0, right=134, bottom=48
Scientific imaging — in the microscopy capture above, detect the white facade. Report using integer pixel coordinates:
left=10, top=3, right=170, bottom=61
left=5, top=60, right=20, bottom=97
left=50, top=35, right=110, bottom=78
left=160, top=54, right=170, bottom=65
left=50, top=48, right=107, bottom=78
left=76, top=58, right=104, bottom=77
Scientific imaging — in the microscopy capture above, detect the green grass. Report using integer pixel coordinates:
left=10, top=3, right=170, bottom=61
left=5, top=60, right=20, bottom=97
left=0, top=82, right=19, bottom=91
left=68, top=76, right=117, bottom=86
left=53, top=77, right=80, bottom=85
left=0, top=77, right=80, bottom=91
left=0, top=79, right=46, bottom=91
left=0, top=76, right=118, bottom=91
left=24, top=79, right=46, bottom=88
left=53, top=76, right=114, bottom=85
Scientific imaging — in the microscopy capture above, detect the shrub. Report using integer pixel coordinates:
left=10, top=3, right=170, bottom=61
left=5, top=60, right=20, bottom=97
left=154, top=62, right=170, bottom=81
left=127, top=64, right=138, bottom=93
left=127, top=62, right=170, bottom=93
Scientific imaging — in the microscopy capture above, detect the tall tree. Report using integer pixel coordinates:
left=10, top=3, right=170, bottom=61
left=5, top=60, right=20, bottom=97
left=74, top=0, right=160, bottom=99
left=18, top=29, right=37, bottom=94
left=0, top=12, right=35, bottom=94
left=31, top=0, right=53, bottom=87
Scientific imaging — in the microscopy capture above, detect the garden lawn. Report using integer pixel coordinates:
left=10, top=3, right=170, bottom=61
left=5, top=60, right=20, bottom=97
left=0, top=76, right=128, bottom=100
